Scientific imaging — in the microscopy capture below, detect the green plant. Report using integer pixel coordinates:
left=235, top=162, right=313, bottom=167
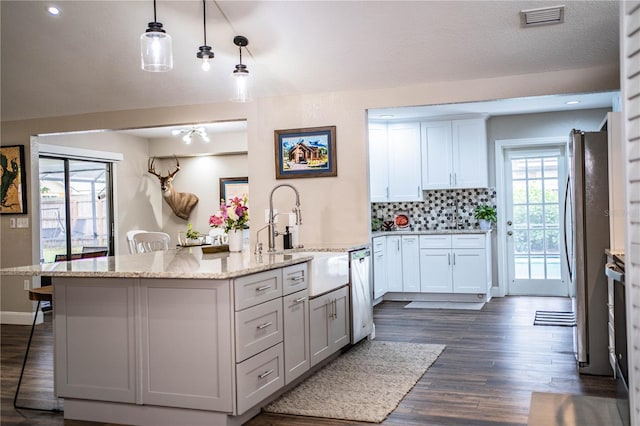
left=371, top=218, right=383, bottom=232
left=473, top=205, right=497, bottom=222
left=185, top=223, right=200, bottom=240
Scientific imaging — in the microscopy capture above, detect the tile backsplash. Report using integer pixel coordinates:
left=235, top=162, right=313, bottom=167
left=371, top=188, right=497, bottom=231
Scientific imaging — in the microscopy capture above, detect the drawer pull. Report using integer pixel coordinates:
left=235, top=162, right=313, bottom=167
left=257, top=321, right=273, bottom=330
left=294, top=296, right=307, bottom=303
left=258, top=369, right=274, bottom=379
left=256, top=285, right=272, bottom=292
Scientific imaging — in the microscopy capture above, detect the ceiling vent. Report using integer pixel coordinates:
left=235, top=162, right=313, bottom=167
left=520, top=5, right=565, bottom=27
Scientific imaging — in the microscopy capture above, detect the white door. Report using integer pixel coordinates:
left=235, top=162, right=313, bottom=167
left=505, top=147, right=569, bottom=296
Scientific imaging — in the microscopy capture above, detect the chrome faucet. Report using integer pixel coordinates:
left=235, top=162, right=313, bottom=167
left=268, top=184, right=302, bottom=252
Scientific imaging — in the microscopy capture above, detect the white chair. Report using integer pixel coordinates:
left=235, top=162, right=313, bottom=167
left=126, top=230, right=148, bottom=254
left=132, top=232, right=171, bottom=253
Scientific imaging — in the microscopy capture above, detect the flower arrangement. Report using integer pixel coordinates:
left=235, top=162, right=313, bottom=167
left=209, top=195, right=249, bottom=233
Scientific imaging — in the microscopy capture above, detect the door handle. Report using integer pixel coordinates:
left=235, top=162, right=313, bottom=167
left=507, top=231, right=513, bottom=236
left=507, top=220, right=512, bottom=226
left=448, top=253, right=451, bottom=265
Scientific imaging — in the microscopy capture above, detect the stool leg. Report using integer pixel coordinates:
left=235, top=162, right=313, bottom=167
left=13, top=301, right=62, bottom=413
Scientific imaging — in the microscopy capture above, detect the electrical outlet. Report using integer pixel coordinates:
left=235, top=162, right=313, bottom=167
left=9, top=218, right=16, bottom=228
left=17, top=218, right=28, bottom=228
left=264, top=209, right=278, bottom=223
left=23, top=280, right=30, bottom=291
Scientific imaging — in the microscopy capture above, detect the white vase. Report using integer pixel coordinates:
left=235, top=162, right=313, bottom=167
left=479, top=219, right=491, bottom=230
left=227, top=229, right=243, bottom=252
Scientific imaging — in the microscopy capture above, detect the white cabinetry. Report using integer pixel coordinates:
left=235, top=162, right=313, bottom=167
left=372, top=236, right=387, bottom=299
left=401, top=235, right=421, bottom=292
left=386, top=235, right=403, bottom=292
left=309, top=285, right=350, bottom=367
left=419, top=233, right=490, bottom=294
left=421, top=118, right=487, bottom=189
left=369, top=122, right=422, bottom=201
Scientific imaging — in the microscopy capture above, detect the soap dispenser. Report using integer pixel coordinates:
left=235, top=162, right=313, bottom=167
left=283, top=226, right=293, bottom=250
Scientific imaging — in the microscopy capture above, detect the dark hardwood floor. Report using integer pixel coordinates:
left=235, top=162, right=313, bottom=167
left=1, top=297, right=617, bottom=426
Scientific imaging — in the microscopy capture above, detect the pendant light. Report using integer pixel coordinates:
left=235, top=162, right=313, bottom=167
left=140, top=0, right=173, bottom=72
left=196, top=0, right=214, bottom=71
left=231, top=35, right=252, bottom=103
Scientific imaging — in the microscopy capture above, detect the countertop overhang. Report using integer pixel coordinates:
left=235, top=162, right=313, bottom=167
left=0, top=243, right=370, bottom=280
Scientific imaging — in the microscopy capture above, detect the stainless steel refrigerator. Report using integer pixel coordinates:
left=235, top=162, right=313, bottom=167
left=564, top=129, right=611, bottom=375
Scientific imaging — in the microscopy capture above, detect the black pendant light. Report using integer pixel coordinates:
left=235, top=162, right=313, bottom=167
left=196, top=0, right=214, bottom=71
left=231, top=35, right=251, bottom=102
left=140, top=0, right=173, bottom=72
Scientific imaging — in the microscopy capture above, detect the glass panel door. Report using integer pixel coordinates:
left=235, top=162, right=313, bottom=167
left=39, top=157, right=112, bottom=263
left=505, top=148, right=568, bottom=296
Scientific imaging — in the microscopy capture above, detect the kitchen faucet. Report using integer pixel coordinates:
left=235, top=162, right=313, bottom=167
left=267, top=184, right=302, bottom=252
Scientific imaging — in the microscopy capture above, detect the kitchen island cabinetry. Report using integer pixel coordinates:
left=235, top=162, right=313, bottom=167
left=309, top=285, right=350, bottom=367
left=421, top=118, right=488, bottom=190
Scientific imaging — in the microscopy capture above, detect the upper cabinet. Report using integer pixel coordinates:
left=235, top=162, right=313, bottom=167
left=421, top=118, right=488, bottom=190
left=369, top=122, right=422, bottom=202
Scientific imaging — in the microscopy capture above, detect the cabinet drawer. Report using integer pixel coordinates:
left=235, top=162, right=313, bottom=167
left=235, top=298, right=283, bottom=362
left=419, top=235, right=451, bottom=249
left=234, top=269, right=282, bottom=311
left=236, top=343, right=284, bottom=415
left=373, top=237, right=386, bottom=252
left=452, top=234, right=485, bottom=249
left=282, top=263, right=308, bottom=296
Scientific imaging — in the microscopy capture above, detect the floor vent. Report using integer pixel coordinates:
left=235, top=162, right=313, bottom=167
left=534, top=311, right=576, bottom=327
left=521, top=5, right=565, bottom=27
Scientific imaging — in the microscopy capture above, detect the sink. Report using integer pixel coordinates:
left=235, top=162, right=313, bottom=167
left=304, top=252, right=350, bottom=297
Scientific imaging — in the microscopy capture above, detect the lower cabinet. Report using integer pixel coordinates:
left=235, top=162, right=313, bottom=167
left=309, top=285, right=350, bottom=367
left=283, top=289, right=310, bottom=384
left=401, top=235, right=420, bottom=292
left=419, top=234, right=489, bottom=294
left=386, top=235, right=403, bottom=292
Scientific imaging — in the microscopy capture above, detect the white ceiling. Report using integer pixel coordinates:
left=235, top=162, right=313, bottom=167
left=1, top=1, right=620, bottom=122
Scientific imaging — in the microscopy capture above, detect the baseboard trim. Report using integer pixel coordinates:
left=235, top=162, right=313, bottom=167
left=1, top=310, right=43, bottom=325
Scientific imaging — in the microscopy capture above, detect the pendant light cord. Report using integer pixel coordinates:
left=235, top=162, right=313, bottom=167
left=202, top=0, right=207, bottom=45
left=153, top=0, right=157, bottom=23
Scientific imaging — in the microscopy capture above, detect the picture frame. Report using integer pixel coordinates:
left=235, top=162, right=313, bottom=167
left=219, top=176, right=249, bottom=204
left=0, top=145, right=28, bottom=214
left=274, top=125, right=337, bottom=179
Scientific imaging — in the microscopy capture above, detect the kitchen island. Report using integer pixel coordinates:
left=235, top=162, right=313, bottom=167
left=1, top=247, right=361, bottom=426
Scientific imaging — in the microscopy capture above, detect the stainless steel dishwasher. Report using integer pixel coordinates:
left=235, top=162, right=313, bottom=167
left=350, top=248, right=374, bottom=344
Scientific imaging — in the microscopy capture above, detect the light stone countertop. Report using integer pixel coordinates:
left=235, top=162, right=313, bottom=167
left=0, top=243, right=371, bottom=280
left=371, top=229, right=492, bottom=238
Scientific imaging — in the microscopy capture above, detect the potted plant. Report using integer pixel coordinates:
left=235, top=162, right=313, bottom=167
left=473, top=205, right=497, bottom=230
left=179, top=223, right=204, bottom=246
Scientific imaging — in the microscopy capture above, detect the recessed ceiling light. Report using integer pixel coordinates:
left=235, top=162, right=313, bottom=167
left=47, top=5, right=61, bottom=16
left=565, top=100, right=580, bottom=105
left=380, top=114, right=394, bottom=119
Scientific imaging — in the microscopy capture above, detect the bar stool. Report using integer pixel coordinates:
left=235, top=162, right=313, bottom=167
left=13, top=285, right=62, bottom=412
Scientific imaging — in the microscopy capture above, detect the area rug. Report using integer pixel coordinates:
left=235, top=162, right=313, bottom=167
left=264, top=340, right=445, bottom=423
left=404, top=301, right=485, bottom=310
left=534, top=310, right=576, bottom=327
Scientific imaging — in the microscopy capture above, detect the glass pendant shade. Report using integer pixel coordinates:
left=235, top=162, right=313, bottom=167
left=231, top=65, right=252, bottom=103
left=140, top=22, right=173, bottom=72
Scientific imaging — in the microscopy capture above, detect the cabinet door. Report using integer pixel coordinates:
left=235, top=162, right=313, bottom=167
left=419, top=249, right=453, bottom=292
left=452, top=248, right=487, bottom=293
left=309, top=295, right=331, bottom=367
left=421, top=121, right=453, bottom=189
left=388, top=122, right=423, bottom=201
left=283, top=290, right=310, bottom=385
left=386, top=236, right=403, bottom=292
left=373, top=245, right=388, bottom=299
left=452, top=119, right=488, bottom=188
left=140, top=279, right=233, bottom=411
left=330, top=286, right=350, bottom=351
left=401, top=236, right=421, bottom=292
left=369, top=122, right=389, bottom=202
left=54, top=278, right=136, bottom=403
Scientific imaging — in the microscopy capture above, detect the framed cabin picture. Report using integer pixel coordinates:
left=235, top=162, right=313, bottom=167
left=0, top=145, right=28, bottom=214
left=274, top=126, right=337, bottom=179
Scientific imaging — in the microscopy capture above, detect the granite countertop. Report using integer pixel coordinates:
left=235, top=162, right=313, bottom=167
left=371, top=229, right=492, bottom=238
left=0, top=243, right=370, bottom=280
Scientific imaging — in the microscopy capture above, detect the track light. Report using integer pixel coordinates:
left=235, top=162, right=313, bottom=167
left=140, top=0, right=173, bottom=72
